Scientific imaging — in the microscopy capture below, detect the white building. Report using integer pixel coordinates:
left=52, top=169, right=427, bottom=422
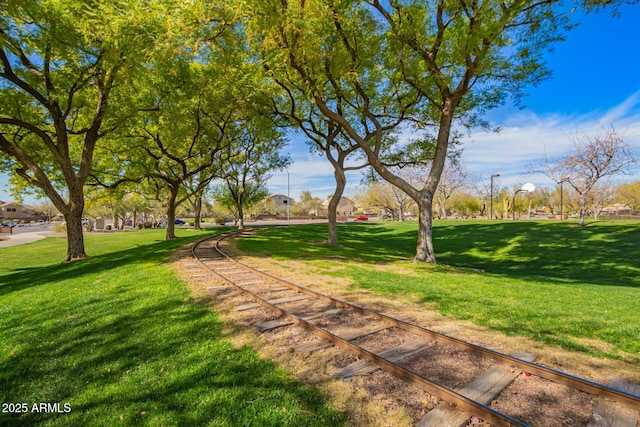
left=268, top=194, right=295, bottom=207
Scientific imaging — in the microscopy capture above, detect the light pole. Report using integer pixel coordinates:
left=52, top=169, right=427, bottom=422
left=490, top=173, right=500, bottom=220
left=286, top=169, right=290, bottom=223
left=559, top=177, right=569, bottom=220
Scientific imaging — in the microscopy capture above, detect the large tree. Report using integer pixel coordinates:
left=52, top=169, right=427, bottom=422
left=275, top=107, right=365, bottom=244
left=0, top=0, right=162, bottom=261
left=248, top=1, right=423, bottom=246
left=246, top=0, right=572, bottom=262
left=122, top=63, right=238, bottom=240
left=91, top=2, right=246, bottom=240
left=259, top=26, right=369, bottom=245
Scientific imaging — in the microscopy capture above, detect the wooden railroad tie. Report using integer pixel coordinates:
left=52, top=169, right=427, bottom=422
left=587, top=379, right=640, bottom=427
left=235, top=280, right=263, bottom=286
left=257, top=308, right=343, bottom=333
left=415, top=351, right=537, bottom=427
left=255, top=286, right=290, bottom=294
left=213, top=268, right=247, bottom=274
left=206, top=286, right=228, bottom=294
left=293, top=315, right=413, bottom=353
left=294, top=323, right=396, bottom=353
left=334, top=338, right=432, bottom=381
left=234, top=295, right=311, bottom=311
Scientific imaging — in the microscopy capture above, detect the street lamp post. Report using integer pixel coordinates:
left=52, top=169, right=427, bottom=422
left=490, top=173, right=500, bottom=220
left=559, top=177, right=569, bottom=220
left=287, top=169, right=290, bottom=223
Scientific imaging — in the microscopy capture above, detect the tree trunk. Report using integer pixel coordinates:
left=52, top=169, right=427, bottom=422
left=579, top=194, right=587, bottom=227
left=193, top=195, right=202, bottom=230
left=62, top=194, right=88, bottom=262
left=165, top=187, right=179, bottom=240
left=237, top=202, right=245, bottom=230
left=327, top=166, right=347, bottom=246
left=414, top=194, right=437, bottom=263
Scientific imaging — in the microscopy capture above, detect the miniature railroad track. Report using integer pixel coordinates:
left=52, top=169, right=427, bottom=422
left=191, top=230, right=640, bottom=427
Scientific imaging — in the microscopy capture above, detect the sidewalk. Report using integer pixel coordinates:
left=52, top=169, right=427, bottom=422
left=0, top=231, right=65, bottom=248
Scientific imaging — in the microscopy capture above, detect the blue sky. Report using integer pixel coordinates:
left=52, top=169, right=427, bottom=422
left=268, top=4, right=640, bottom=201
left=2, top=5, right=639, bottom=205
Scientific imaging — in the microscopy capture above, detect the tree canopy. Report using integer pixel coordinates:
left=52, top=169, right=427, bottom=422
left=1, top=0, right=634, bottom=263
left=243, top=0, right=577, bottom=262
left=0, top=0, right=172, bottom=260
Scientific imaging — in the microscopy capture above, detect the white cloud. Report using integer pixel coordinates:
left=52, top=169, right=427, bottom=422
left=268, top=91, right=640, bottom=200
left=460, top=92, right=640, bottom=188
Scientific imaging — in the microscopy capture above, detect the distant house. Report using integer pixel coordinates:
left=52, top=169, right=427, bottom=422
left=1, top=201, right=28, bottom=221
left=321, top=197, right=355, bottom=217
left=268, top=194, right=295, bottom=207
left=601, top=203, right=634, bottom=215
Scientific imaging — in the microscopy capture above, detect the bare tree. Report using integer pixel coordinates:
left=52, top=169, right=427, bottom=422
left=363, top=167, right=429, bottom=221
left=539, top=126, right=636, bottom=226
left=363, top=181, right=415, bottom=221
left=34, top=200, right=60, bottom=222
left=434, top=161, right=469, bottom=219
left=586, top=182, right=616, bottom=221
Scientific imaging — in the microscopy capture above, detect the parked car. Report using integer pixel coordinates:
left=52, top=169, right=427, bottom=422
left=174, top=218, right=186, bottom=225
left=2, top=221, right=18, bottom=227
left=354, top=215, right=368, bottom=222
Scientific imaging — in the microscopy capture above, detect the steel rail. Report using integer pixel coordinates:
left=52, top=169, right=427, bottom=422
left=193, top=234, right=527, bottom=426
left=194, top=231, right=640, bottom=413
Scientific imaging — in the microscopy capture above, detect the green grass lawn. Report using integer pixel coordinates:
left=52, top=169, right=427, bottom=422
left=0, top=229, right=345, bottom=426
left=237, top=221, right=640, bottom=360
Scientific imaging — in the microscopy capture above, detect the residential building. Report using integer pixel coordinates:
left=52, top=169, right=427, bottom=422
left=268, top=194, right=295, bottom=207
left=321, top=197, right=355, bottom=217
left=1, top=201, right=27, bottom=221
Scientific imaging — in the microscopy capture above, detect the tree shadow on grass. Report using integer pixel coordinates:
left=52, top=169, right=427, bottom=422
left=241, top=223, right=417, bottom=263
left=0, top=234, right=344, bottom=426
left=239, top=221, right=640, bottom=288
left=1, top=298, right=344, bottom=426
left=433, top=221, right=640, bottom=288
left=0, top=236, right=196, bottom=298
